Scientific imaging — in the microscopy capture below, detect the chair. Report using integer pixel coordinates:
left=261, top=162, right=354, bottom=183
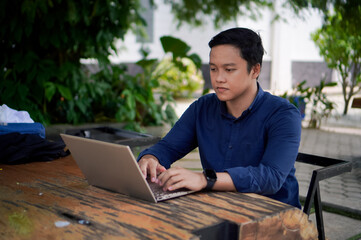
left=296, top=152, right=353, bottom=240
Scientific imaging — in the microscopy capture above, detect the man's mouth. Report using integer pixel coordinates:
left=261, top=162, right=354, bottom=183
left=216, top=87, right=228, bottom=92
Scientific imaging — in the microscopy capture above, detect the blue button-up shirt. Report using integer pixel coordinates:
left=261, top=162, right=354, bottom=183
left=138, top=85, right=302, bottom=208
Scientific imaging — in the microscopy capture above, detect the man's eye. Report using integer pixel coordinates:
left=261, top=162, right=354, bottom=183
left=210, top=68, right=216, bottom=71
left=226, top=69, right=235, bottom=72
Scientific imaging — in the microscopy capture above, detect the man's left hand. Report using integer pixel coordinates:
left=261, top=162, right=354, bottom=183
left=157, top=167, right=207, bottom=192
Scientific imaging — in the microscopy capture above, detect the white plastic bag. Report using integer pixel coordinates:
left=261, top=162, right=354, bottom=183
left=0, top=104, right=34, bottom=123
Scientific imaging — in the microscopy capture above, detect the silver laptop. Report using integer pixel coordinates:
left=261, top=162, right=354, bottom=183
left=60, top=133, right=194, bottom=203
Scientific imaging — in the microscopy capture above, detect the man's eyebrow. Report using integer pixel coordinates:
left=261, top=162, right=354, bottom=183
left=209, top=63, right=236, bottom=67
left=223, top=63, right=236, bottom=67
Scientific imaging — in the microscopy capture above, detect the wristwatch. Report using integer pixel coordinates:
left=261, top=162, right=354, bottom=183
left=203, top=169, right=217, bottom=190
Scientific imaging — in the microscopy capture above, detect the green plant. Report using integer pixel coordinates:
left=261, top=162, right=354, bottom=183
left=115, top=49, right=178, bottom=131
left=307, top=80, right=337, bottom=128
left=0, top=0, right=144, bottom=125
left=154, top=57, right=203, bottom=99
left=78, top=48, right=179, bottom=132
left=112, top=36, right=204, bottom=129
left=1, top=0, right=204, bottom=131
left=152, top=36, right=203, bottom=99
left=110, top=35, right=204, bottom=130
left=0, top=0, right=184, bottom=131
left=281, top=80, right=337, bottom=128
left=312, top=6, right=361, bottom=115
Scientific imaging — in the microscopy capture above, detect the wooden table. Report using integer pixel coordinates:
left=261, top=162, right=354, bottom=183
left=0, top=156, right=317, bottom=239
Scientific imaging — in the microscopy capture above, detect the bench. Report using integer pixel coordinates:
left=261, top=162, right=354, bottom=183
left=296, top=152, right=352, bottom=240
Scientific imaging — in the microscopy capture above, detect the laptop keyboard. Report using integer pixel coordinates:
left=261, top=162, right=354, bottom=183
left=147, top=181, right=193, bottom=201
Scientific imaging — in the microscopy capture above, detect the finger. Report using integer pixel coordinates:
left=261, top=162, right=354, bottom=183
left=138, top=161, right=148, bottom=179
left=157, top=167, right=181, bottom=186
left=156, top=170, right=167, bottom=186
left=154, top=164, right=166, bottom=184
left=163, top=175, right=183, bottom=191
left=138, top=155, right=160, bottom=182
left=166, top=181, right=186, bottom=191
left=157, top=164, right=166, bottom=174
left=149, top=162, right=158, bottom=182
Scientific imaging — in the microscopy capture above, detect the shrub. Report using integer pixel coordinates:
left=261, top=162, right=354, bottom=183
left=0, top=0, right=143, bottom=125
left=281, top=80, right=337, bottom=128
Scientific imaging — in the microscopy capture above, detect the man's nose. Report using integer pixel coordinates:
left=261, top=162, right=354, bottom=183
left=215, top=71, right=226, bottom=82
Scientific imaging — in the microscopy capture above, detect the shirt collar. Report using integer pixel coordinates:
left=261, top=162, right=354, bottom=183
left=248, top=82, right=264, bottom=111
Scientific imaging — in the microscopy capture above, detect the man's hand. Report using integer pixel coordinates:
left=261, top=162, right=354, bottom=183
left=138, top=154, right=166, bottom=182
left=157, top=167, right=207, bottom=192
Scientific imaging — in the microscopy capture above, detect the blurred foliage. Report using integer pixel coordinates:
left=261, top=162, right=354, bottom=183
left=0, top=0, right=204, bottom=130
left=162, top=0, right=360, bottom=28
left=90, top=35, right=203, bottom=131
left=154, top=57, right=203, bottom=98
left=164, top=0, right=270, bottom=28
left=0, top=0, right=144, bottom=125
left=2, top=0, right=359, bottom=130
left=281, top=80, right=337, bottom=128
left=311, top=0, right=361, bottom=115
left=89, top=49, right=178, bottom=132
left=153, top=36, right=203, bottom=98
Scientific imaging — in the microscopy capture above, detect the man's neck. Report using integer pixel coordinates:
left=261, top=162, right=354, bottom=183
left=226, top=82, right=258, bottom=118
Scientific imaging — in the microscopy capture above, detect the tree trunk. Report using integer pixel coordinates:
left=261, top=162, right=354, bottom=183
left=343, top=99, right=349, bottom=115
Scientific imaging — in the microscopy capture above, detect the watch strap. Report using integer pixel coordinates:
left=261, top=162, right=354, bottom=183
left=203, top=169, right=217, bottom=190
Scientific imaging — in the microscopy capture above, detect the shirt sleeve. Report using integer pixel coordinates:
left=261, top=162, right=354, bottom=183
left=225, top=104, right=301, bottom=195
left=137, top=101, right=199, bottom=169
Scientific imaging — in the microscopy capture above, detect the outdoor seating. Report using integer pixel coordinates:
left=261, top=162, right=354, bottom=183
left=296, top=152, right=353, bottom=240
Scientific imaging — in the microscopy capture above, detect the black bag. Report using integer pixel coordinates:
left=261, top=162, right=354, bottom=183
left=0, top=132, right=69, bottom=164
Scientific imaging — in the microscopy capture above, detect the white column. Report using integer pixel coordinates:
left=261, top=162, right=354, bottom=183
left=269, top=0, right=292, bottom=92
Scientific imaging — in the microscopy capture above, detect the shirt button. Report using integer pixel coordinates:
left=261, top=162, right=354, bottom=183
left=229, top=145, right=232, bottom=149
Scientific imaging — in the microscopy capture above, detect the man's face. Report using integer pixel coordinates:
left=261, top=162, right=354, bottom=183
left=209, top=44, right=259, bottom=105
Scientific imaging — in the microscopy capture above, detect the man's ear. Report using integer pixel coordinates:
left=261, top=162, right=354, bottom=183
left=251, top=63, right=261, bottom=79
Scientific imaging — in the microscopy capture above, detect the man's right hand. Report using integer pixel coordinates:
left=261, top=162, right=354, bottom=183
left=138, top=154, right=166, bottom=182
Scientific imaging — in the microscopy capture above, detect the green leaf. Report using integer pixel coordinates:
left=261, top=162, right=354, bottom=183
left=325, top=82, right=338, bottom=87
left=44, top=82, right=56, bottom=101
left=165, top=104, right=178, bottom=126
left=136, top=58, right=158, bottom=69
left=75, top=100, right=88, bottom=114
left=56, top=84, right=72, bottom=100
left=17, top=84, right=29, bottom=99
left=134, top=92, right=146, bottom=105
left=122, top=89, right=136, bottom=110
left=188, top=53, right=202, bottom=69
left=160, top=36, right=190, bottom=58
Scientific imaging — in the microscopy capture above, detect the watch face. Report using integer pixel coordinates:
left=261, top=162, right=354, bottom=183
left=205, top=169, right=217, bottom=180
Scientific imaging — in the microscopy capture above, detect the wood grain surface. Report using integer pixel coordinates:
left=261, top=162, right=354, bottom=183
left=0, top=156, right=317, bottom=239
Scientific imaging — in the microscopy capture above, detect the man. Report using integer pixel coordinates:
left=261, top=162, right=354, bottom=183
left=138, top=27, right=302, bottom=208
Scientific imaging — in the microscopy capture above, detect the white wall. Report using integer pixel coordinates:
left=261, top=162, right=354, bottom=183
left=109, top=0, right=324, bottom=91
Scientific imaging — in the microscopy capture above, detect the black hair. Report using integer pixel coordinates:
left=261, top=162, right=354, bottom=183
left=208, top=27, right=264, bottom=73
